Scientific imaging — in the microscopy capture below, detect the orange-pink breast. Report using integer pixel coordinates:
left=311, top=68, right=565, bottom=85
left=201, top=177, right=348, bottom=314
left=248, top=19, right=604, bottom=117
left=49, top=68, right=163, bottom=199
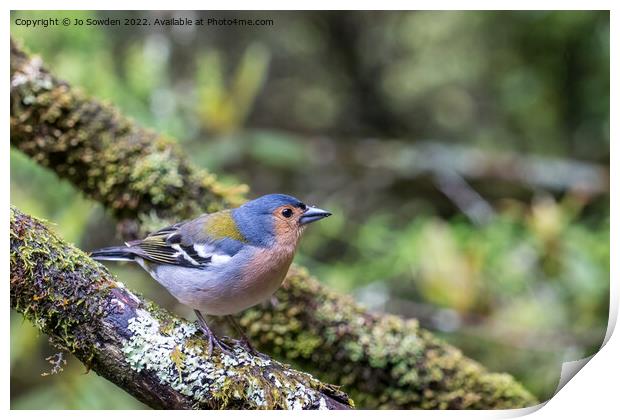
left=232, top=241, right=297, bottom=308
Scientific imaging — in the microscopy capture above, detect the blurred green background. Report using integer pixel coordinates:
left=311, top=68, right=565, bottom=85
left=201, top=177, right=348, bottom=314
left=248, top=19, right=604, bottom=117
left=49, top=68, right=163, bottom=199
left=10, top=10, right=609, bottom=409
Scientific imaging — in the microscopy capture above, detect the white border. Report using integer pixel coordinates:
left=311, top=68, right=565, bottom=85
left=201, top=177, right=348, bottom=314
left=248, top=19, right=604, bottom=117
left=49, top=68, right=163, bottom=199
left=0, top=0, right=617, bottom=10
left=3, top=2, right=617, bottom=418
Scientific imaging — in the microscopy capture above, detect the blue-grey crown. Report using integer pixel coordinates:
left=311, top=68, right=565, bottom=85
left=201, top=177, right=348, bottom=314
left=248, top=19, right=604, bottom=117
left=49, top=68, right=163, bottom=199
left=232, top=194, right=305, bottom=247
left=241, top=194, right=305, bottom=214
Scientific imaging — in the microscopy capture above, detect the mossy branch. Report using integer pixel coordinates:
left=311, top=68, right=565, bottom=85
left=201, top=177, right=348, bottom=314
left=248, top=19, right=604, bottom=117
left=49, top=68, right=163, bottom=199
left=10, top=38, right=538, bottom=409
left=10, top=206, right=353, bottom=410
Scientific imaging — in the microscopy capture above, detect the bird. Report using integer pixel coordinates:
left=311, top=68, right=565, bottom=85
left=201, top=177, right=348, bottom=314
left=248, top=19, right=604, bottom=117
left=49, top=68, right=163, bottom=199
left=90, top=194, right=332, bottom=356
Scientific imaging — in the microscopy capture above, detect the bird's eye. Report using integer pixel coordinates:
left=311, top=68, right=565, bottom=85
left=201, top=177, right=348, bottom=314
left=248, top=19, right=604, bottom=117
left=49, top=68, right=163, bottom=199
left=281, top=208, right=293, bottom=218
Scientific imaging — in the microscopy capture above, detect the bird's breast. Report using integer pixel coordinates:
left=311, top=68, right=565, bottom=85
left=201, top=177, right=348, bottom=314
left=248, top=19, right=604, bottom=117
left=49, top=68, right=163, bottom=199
left=235, top=245, right=295, bottom=303
left=186, top=243, right=295, bottom=315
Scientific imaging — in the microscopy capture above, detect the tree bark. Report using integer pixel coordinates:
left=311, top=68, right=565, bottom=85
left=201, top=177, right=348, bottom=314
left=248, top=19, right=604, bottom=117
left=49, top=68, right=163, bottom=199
left=10, top=206, right=352, bottom=410
left=10, top=38, right=538, bottom=409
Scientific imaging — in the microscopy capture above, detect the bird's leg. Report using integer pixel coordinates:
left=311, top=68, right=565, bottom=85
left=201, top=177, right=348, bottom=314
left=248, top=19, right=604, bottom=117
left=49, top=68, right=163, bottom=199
left=194, top=310, right=233, bottom=356
left=225, top=315, right=267, bottom=358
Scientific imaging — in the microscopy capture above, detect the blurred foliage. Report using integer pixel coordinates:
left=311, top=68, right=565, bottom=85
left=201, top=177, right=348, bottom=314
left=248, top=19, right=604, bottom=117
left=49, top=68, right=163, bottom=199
left=299, top=195, right=608, bottom=398
left=196, top=44, right=270, bottom=133
left=11, top=10, right=609, bottom=408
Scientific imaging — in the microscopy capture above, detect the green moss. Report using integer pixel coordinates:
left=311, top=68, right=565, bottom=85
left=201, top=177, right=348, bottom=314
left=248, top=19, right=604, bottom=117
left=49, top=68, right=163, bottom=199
left=240, top=266, right=538, bottom=409
left=11, top=40, right=536, bottom=409
left=10, top=206, right=353, bottom=409
left=10, top=207, right=112, bottom=363
left=10, top=40, right=246, bottom=238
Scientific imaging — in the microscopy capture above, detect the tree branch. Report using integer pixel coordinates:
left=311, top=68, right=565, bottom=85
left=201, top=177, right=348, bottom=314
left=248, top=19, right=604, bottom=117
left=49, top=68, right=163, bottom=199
left=10, top=38, right=538, bottom=409
left=10, top=206, right=352, bottom=410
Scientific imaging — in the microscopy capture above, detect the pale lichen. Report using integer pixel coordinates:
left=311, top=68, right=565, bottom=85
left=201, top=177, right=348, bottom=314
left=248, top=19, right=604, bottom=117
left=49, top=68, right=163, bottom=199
left=121, top=311, right=339, bottom=409
left=11, top=206, right=351, bottom=410
left=11, top=39, right=535, bottom=409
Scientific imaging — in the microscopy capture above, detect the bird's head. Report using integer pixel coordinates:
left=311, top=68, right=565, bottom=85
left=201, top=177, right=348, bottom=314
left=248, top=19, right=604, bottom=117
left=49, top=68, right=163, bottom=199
left=232, top=194, right=332, bottom=247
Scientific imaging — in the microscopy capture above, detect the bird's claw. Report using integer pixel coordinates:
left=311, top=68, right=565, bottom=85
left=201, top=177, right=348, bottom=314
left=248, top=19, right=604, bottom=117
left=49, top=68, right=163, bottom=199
left=239, top=338, right=269, bottom=359
left=216, top=335, right=268, bottom=359
left=202, top=330, right=235, bottom=357
left=195, top=320, right=234, bottom=357
left=194, top=311, right=267, bottom=359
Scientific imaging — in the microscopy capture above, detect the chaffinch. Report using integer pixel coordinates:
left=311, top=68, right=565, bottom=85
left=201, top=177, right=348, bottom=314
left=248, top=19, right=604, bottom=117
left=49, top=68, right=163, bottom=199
left=91, top=194, right=331, bottom=356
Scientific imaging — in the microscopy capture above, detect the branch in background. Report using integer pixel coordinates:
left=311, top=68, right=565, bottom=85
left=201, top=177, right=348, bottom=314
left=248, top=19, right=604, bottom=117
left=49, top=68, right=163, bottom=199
left=384, top=296, right=606, bottom=352
left=433, top=170, right=495, bottom=225
left=358, top=140, right=608, bottom=196
left=10, top=38, right=538, bottom=409
left=240, top=268, right=538, bottom=409
left=10, top=207, right=352, bottom=410
left=9, top=40, right=247, bottom=239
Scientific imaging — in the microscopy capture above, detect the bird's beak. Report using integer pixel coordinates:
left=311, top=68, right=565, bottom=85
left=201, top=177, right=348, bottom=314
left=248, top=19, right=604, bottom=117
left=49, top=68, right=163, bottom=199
left=299, top=206, right=332, bottom=225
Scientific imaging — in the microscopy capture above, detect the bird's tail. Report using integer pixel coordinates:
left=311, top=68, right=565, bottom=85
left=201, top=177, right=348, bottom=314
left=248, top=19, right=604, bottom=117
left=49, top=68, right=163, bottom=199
left=90, top=246, right=135, bottom=262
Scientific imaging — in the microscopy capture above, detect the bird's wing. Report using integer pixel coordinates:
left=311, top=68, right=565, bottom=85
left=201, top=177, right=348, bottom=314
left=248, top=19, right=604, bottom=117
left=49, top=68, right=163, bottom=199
left=126, top=211, right=246, bottom=268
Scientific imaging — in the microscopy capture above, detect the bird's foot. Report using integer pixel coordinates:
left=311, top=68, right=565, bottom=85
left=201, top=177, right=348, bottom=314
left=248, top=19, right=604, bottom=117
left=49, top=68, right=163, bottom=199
left=199, top=326, right=234, bottom=357
left=239, top=338, right=269, bottom=359
left=217, top=335, right=267, bottom=359
left=223, top=315, right=269, bottom=359
left=194, top=309, right=234, bottom=357
left=211, top=335, right=235, bottom=357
